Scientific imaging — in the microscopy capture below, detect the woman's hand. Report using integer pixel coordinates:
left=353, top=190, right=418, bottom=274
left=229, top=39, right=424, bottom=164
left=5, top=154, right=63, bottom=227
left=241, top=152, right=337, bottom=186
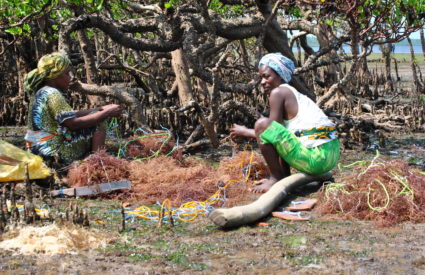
left=230, top=124, right=256, bottom=140
left=100, top=104, right=122, bottom=117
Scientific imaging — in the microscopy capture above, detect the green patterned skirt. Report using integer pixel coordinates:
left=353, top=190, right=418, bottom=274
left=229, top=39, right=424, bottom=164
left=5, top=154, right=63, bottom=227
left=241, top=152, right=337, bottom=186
left=259, top=121, right=340, bottom=175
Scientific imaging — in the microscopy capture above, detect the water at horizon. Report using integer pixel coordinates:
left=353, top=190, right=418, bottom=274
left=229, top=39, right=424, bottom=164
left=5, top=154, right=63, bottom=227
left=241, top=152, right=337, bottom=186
left=293, top=45, right=423, bottom=54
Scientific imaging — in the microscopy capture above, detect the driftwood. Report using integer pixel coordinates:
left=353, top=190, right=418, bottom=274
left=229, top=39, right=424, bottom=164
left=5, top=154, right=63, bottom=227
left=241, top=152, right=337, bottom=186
left=182, top=139, right=211, bottom=152
left=209, top=172, right=332, bottom=228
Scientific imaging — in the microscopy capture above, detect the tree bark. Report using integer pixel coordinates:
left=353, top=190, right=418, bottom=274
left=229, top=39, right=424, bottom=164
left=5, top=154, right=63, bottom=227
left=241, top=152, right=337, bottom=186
left=380, top=43, right=393, bottom=92
left=76, top=29, right=103, bottom=106
left=77, top=30, right=98, bottom=85
left=70, top=81, right=148, bottom=127
left=171, top=48, right=193, bottom=106
left=407, top=37, right=424, bottom=93
left=420, top=28, right=425, bottom=62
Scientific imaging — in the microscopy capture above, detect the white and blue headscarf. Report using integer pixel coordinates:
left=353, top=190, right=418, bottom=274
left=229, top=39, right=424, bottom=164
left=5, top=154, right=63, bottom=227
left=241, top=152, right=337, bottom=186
left=258, top=53, right=295, bottom=83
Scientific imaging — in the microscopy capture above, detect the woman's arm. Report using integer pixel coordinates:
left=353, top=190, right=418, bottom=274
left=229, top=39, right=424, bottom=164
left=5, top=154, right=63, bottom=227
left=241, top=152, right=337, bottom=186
left=75, top=108, right=100, bottom=117
left=268, top=86, right=298, bottom=122
left=63, top=104, right=122, bottom=131
left=230, top=124, right=256, bottom=139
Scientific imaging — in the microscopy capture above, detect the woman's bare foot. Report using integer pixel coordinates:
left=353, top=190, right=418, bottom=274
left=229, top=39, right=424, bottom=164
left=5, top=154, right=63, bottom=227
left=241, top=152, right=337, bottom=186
left=250, top=178, right=278, bottom=193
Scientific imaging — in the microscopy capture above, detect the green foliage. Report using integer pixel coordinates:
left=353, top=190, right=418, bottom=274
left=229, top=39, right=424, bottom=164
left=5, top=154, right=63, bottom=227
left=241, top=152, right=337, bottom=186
left=164, top=0, right=180, bottom=9
left=1, top=0, right=50, bottom=35
left=4, top=27, right=22, bottom=35
left=63, top=0, right=105, bottom=12
left=208, top=0, right=245, bottom=18
left=314, top=0, right=424, bottom=44
left=0, top=0, right=128, bottom=36
left=287, top=7, right=303, bottom=18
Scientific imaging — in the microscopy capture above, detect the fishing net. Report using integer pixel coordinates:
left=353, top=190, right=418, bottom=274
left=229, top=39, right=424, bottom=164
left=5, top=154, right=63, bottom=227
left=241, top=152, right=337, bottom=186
left=217, top=149, right=270, bottom=207
left=68, top=150, right=130, bottom=187
left=67, top=148, right=269, bottom=208
left=117, top=133, right=182, bottom=161
left=126, top=156, right=220, bottom=205
left=315, top=155, right=425, bottom=226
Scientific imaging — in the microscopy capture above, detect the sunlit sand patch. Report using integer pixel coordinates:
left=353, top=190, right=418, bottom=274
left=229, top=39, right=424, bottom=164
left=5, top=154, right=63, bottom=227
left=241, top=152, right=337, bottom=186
left=0, top=224, right=112, bottom=255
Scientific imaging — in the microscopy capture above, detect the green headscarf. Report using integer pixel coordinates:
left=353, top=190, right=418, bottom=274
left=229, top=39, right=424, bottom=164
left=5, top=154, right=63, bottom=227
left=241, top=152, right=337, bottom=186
left=23, top=52, right=71, bottom=96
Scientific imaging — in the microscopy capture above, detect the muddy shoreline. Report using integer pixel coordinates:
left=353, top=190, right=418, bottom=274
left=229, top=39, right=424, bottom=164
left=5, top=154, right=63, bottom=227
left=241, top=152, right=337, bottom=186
left=0, top=131, right=424, bottom=274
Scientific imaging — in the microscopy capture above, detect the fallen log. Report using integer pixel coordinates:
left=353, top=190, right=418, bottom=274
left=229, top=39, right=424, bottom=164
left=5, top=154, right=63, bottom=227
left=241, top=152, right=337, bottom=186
left=209, top=172, right=332, bottom=228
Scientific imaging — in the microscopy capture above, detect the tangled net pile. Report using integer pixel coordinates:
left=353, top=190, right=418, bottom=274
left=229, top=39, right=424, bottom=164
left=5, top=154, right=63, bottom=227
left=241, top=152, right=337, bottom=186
left=106, top=130, right=181, bottom=161
left=315, top=155, right=425, bottom=226
left=68, top=151, right=130, bottom=187
left=67, top=146, right=268, bottom=208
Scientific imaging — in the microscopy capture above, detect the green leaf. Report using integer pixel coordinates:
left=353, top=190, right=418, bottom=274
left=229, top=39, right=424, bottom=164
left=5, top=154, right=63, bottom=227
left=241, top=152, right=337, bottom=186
left=96, top=0, right=104, bottom=10
left=288, top=7, right=302, bottom=18
left=87, top=29, right=94, bottom=38
left=5, top=27, right=22, bottom=35
left=164, top=2, right=172, bottom=9
left=22, top=23, right=31, bottom=33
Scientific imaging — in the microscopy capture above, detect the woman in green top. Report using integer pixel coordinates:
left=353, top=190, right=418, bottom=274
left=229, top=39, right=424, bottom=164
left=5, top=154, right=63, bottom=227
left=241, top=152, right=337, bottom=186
left=24, top=52, right=122, bottom=165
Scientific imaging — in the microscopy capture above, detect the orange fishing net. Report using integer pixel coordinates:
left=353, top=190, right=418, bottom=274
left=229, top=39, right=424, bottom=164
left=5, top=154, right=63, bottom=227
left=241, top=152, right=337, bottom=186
left=123, top=134, right=180, bottom=160
left=67, top=149, right=269, bottom=207
left=315, top=157, right=425, bottom=226
left=107, top=132, right=182, bottom=161
left=67, top=151, right=130, bottom=187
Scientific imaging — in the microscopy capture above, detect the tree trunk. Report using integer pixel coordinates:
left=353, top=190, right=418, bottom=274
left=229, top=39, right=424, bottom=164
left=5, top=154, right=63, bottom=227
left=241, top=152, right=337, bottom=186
left=420, top=28, right=425, bottom=62
left=380, top=43, right=393, bottom=93
left=77, top=30, right=98, bottom=85
left=171, top=48, right=220, bottom=146
left=76, top=30, right=103, bottom=107
left=393, top=57, right=400, bottom=81
left=358, top=45, right=371, bottom=96
left=407, top=37, right=424, bottom=93
left=171, top=48, right=193, bottom=106
left=316, top=24, right=342, bottom=84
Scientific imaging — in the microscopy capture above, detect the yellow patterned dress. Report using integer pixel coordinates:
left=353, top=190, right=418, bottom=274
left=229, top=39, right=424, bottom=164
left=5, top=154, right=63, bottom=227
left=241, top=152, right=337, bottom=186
left=25, top=86, right=95, bottom=165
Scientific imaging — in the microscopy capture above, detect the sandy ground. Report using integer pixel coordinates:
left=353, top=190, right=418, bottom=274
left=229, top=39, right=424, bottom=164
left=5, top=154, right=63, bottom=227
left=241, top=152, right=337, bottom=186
left=1, top=218, right=425, bottom=274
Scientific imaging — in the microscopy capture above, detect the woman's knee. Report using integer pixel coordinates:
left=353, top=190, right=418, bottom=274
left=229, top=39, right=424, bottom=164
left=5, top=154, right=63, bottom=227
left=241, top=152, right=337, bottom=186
left=254, top=117, right=273, bottom=136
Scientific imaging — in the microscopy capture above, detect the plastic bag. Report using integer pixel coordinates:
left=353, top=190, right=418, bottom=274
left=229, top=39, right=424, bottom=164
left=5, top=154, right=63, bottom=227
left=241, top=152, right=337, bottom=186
left=0, top=140, right=50, bottom=182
